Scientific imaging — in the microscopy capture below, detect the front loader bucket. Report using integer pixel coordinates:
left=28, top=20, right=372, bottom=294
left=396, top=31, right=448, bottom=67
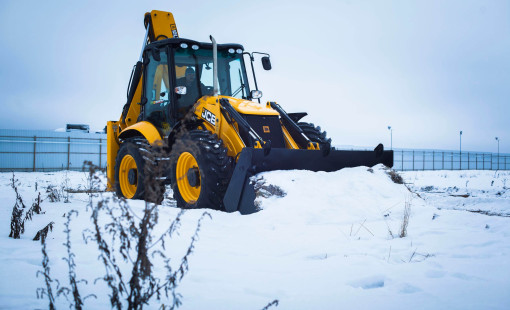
left=223, top=146, right=393, bottom=215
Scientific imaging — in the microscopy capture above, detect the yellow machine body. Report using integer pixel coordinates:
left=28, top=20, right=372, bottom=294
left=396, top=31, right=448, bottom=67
left=106, top=10, right=310, bottom=190
left=189, top=96, right=303, bottom=157
left=106, top=10, right=394, bottom=215
left=145, top=10, right=179, bottom=40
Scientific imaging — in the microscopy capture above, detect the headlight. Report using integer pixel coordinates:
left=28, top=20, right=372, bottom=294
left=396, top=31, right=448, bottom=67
left=251, top=90, right=262, bottom=99
left=228, top=48, right=235, bottom=54
left=236, top=49, right=243, bottom=54
left=192, top=45, right=199, bottom=50
left=180, top=43, right=188, bottom=48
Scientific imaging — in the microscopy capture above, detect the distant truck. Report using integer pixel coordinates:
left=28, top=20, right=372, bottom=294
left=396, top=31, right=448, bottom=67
left=66, top=124, right=90, bottom=133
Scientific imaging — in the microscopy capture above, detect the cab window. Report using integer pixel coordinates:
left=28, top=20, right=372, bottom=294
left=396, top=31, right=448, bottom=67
left=144, top=50, right=171, bottom=134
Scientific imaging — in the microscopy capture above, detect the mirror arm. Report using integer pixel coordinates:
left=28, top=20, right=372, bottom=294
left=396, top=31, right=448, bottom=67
left=252, top=52, right=270, bottom=58
left=243, top=52, right=260, bottom=103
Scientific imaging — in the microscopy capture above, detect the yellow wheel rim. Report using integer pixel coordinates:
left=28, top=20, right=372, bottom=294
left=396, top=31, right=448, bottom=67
left=176, top=152, right=201, bottom=203
left=119, top=154, right=137, bottom=199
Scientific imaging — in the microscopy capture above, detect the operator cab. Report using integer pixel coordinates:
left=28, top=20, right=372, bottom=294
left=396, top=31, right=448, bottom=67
left=141, top=38, right=251, bottom=135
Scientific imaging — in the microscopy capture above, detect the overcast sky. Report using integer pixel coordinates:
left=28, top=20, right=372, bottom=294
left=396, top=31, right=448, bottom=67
left=0, top=0, right=508, bottom=153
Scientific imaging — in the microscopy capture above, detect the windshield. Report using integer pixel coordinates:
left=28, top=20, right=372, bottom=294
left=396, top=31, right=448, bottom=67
left=173, top=47, right=250, bottom=117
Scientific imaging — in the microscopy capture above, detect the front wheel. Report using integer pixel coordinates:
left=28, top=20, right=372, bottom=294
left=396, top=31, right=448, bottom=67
left=114, top=140, right=165, bottom=204
left=170, top=130, right=232, bottom=210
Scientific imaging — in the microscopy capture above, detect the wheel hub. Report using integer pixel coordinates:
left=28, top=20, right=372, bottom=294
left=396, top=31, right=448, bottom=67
left=128, top=168, right=137, bottom=185
left=119, top=154, right=137, bottom=199
left=176, top=152, right=201, bottom=203
left=187, top=167, right=200, bottom=187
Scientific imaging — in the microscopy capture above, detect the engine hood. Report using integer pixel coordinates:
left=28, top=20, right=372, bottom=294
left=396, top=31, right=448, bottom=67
left=222, top=96, right=279, bottom=116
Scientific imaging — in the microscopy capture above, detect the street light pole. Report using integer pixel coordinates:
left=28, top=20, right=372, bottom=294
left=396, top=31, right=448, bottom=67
left=387, top=126, right=392, bottom=150
left=459, top=131, right=463, bottom=170
left=495, top=137, right=500, bottom=170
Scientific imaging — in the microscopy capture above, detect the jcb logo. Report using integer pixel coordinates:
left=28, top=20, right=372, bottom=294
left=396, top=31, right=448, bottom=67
left=171, top=25, right=178, bottom=38
left=201, top=108, right=216, bottom=126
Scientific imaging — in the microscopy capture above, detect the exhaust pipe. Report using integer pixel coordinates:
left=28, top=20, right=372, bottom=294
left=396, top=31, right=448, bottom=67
left=210, top=35, right=219, bottom=96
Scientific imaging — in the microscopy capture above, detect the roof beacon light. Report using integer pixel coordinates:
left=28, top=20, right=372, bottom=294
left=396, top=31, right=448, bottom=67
left=192, top=44, right=199, bottom=50
left=180, top=43, right=188, bottom=48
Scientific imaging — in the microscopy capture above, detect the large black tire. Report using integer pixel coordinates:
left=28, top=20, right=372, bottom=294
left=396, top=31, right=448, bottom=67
left=169, top=130, right=232, bottom=210
left=297, top=122, right=332, bottom=150
left=114, top=139, right=165, bottom=204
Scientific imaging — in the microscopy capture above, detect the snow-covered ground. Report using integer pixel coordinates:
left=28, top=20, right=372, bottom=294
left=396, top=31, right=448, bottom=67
left=0, top=167, right=509, bottom=309
left=403, top=170, right=510, bottom=217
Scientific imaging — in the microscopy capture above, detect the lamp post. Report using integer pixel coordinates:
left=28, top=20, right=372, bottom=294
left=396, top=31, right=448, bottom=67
left=459, top=131, right=463, bottom=169
left=495, top=137, right=500, bottom=170
left=387, top=126, right=392, bottom=150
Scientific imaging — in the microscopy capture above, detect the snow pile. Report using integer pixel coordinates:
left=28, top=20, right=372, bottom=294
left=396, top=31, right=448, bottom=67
left=0, top=167, right=509, bottom=309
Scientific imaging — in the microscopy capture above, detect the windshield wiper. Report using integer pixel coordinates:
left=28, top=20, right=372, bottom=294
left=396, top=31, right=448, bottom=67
left=232, top=69, right=245, bottom=98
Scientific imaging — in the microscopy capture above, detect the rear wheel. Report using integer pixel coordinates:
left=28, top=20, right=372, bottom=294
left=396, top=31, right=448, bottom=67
left=298, top=122, right=332, bottom=150
left=114, top=139, right=165, bottom=204
left=170, top=130, right=232, bottom=210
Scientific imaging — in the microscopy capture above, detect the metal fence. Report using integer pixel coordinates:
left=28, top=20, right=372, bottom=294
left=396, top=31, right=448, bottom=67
left=0, top=129, right=106, bottom=172
left=1, top=130, right=509, bottom=172
left=393, top=150, right=510, bottom=171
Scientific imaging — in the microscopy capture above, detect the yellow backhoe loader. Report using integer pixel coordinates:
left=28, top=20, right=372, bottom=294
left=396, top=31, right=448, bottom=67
left=106, top=10, right=393, bottom=214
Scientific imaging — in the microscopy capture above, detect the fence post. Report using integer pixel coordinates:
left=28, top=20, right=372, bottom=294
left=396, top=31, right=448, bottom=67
left=468, top=152, right=470, bottom=170
left=67, top=136, right=71, bottom=170
left=476, top=153, right=478, bottom=169
left=460, top=150, right=462, bottom=170
left=433, top=151, right=435, bottom=170
left=490, top=153, right=493, bottom=170
left=33, top=136, right=37, bottom=172
left=99, top=138, right=102, bottom=168
left=412, top=150, right=415, bottom=171
left=451, top=152, right=453, bottom=170
left=401, top=150, right=404, bottom=171
left=442, top=152, right=444, bottom=170
left=423, top=151, right=425, bottom=170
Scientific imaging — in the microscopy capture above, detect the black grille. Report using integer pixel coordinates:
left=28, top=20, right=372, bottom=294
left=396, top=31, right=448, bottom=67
left=242, top=115, right=286, bottom=148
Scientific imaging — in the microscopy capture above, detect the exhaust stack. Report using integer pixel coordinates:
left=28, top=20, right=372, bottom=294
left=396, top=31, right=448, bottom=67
left=210, top=35, right=219, bottom=96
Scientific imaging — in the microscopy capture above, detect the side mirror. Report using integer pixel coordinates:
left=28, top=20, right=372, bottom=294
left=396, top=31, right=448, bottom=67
left=175, top=86, right=187, bottom=95
left=261, top=56, right=272, bottom=70
left=251, top=90, right=263, bottom=99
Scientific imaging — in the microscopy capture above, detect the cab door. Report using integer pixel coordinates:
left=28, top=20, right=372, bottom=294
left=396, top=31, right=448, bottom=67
left=143, top=48, right=172, bottom=136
